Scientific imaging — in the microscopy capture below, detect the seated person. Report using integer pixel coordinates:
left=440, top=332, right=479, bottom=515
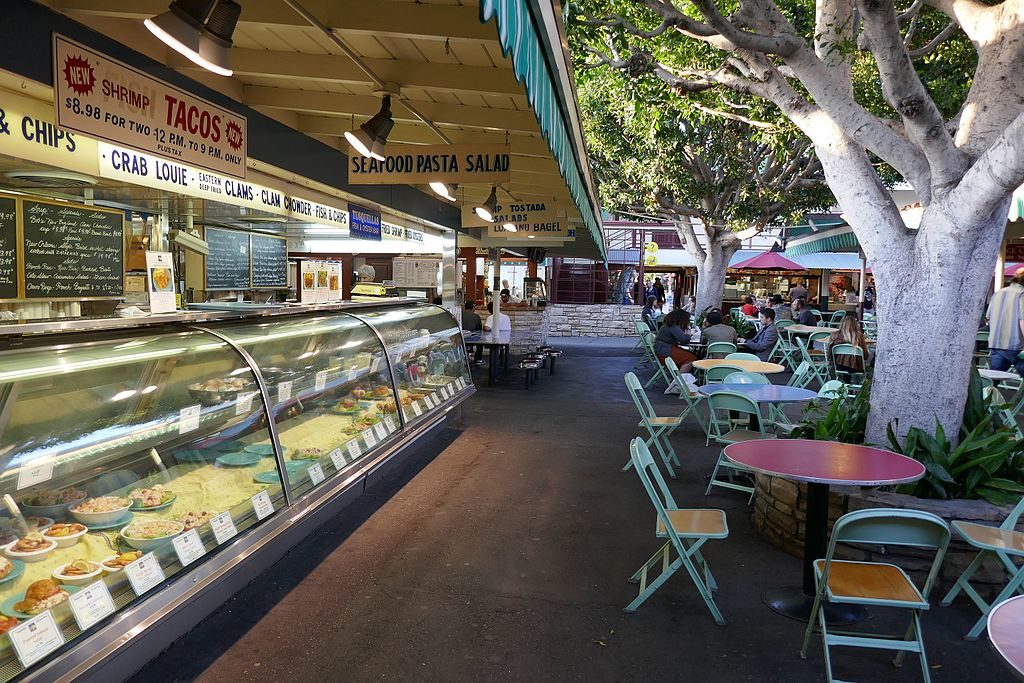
left=740, top=296, right=758, bottom=316
left=772, top=294, right=793, bottom=321
left=792, top=298, right=817, bottom=326
left=740, top=308, right=779, bottom=361
left=641, top=295, right=659, bottom=332
left=653, top=310, right=697, bottom=373
left=483, top=302, right=512, bottom=333
left=828, top=314, right=870, bottom=374
left=462, top=300, right=482, bottom=332
left=701, top=310, right=738, bottom=356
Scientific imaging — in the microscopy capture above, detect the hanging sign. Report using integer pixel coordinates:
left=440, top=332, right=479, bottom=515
left=349, top=204, right=381, bottom=241
left=1006, top=243, right=1024, bottom=262
left=54, top=34, right=247, bottom=178
left=347, top=143, right=510, bottom=185
left=145, top=250, right=176, bottom=313
left=382, top=221, right=424, bottom=243
left=0, top=88, right=99, bottom=176
left=463, top=200, right=569, bottom=237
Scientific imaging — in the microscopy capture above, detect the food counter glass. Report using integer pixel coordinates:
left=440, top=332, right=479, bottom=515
left=0, top=302, right=472, bottom=681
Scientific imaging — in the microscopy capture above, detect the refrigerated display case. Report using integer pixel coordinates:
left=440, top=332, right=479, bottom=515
left=0, top=301, right=472, bottom=681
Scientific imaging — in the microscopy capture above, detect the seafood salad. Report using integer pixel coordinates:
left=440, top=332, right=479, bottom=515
left=24, top=487, right=87, bottom=506
left=122, top=520, right=183, bottom=540
left=129, top=485, right=174, bottom=508
left=72, top=497, right=130, bottom=514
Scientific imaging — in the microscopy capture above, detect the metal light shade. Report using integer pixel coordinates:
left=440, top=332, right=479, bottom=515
left=346, top=97, right=394, bottom=160
left=344, top=128, right=375, bottom=159
left=145, top=0, right=239, bottom=76
left=429, top=182, right=457, bottom=201
left=474, top=187, right=498, bottom=222
left=501, top=222, right=518, bottom=232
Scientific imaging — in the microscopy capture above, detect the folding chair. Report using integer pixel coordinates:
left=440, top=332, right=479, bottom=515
left=706, top=341, right=737, bottom=359
left=818, top=380, right=848, bottom=399
left=724, top=352, right=760, bottom=361
left=638, top=332, right=673, bottom=389
left=826, top=310, right=846, bottom=328
left=622, top=372, right=682, bottom=478
left=723, top=371, right=768, bottom=384
left=631, top=320, right=649, bottom=353
left=828, top=343, right=865, bottom=384
left=624, top=437, right=729, bottom=624
left=663, top=357, right=708, bottom=435
left=796, top=337, right=829, bottom=387
left=704, top=363, right=745, bottom=384
left=940, top=494, right=1024, bottom=640
left=801, top=509, right=950, bottom=683
left=787, top=361, right=814, bottom=389
left=704, top=390, right=774, bottom=501
left=769, top=327, right=799, bottom=369
left=632, top=322, right=655, bottom=369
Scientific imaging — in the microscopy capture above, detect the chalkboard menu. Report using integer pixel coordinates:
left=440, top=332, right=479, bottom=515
left=0, top=197, right=17, bottom=299
left=251, top=232, right=287, bottom=288
left=22, top=200, right=123, bottom=298
left=205, top=227, right=251, bottom=290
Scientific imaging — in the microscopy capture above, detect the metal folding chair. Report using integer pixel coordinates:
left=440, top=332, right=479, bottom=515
left=622, top=372, right=682, bottom=478
left=704, top=390, right=774, bottom=501
left=724, top=352, right=760, bottom=361
left=827, top=342, right=865, bottom=384
left=796, top=336, right=829, bottom=387
left=624, top=437, right=729, bottom=624
left=704, top=363, right=745, bottom=384
left=663, top=357, right=708, bottom=436
left=637, top=331, right=672, bottom=389
left=705, top=341, right=737, bottom=359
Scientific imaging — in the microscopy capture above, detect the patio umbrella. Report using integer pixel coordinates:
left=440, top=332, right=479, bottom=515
left=1004, top=262, right=1024, bottom=277
left=730, top=252, right=805, bottom=270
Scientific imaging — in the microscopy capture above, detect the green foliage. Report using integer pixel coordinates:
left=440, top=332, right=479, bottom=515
left=725, top=313, right=756, bottom=339
left=789, top=381, right=871, bottom=444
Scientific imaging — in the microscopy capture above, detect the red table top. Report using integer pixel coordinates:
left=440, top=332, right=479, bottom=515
left=723, top=439, right=925, bottom=486
left=989, top=596, right=1024, bottom=679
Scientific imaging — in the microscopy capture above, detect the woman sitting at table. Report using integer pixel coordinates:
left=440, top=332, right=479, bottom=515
left=740, top=296, right=758, bottom=316
left=641, top=295, right=659, bottom=332
left=653, top=309, right=697, bottom=373
left=828, top=314, right=870, bottom=374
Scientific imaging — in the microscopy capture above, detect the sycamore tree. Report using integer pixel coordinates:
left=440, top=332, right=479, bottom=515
left=576, top=64, right=831, bottom=311
left=571, top=0, right=1023, bottom=444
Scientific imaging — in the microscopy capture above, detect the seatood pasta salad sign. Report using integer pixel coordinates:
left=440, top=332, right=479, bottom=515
left=53, top=34, right=247, bottom=178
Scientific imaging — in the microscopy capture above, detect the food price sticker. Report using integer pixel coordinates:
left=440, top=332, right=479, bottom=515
left=16, top=459, right=53, bottom=490
left=172, top=528, right=206, bottom=567
left=411, top=401, right=423, bottom=417
left=385, top=415, right=398, bottom=432
left=210, top=511, right=238, bottom=545
left=251, top=490, right=275, bottom=520
left=9, top=611, right=63, bottom=667
left=235, top=391, right=256, bottom=416
left=373, top=422, right=388, bottom=440
left=308, top=463, right=325, bottom=485
left=346, top=439, right=361, bottom=460
left=124, top=553, right=166, bottom=596
left=330, top=448, right=345, bottom=471
left=69, top=580, right=115, bottom=631
left=362, top=428, right=377, bottom=449
left=315, top=370, right=328, bottom=392
left=178, top=405, right=201, bottom=435
left=277, top=381, right=293, bottom=402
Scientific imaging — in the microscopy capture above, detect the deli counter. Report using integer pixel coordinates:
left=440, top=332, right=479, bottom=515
left=0, top=301, right=473, bottom=681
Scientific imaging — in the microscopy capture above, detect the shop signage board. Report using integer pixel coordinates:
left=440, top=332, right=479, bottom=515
left=54, top=34, right=247, bottom=178
left=0, top=87, right=99, bottom=177
left=382, top=221, right=424, bottom=243
left=1007, top=243, right=1024, bottom=262
left=347, top=143, right=510, bottom=185
left=251, top=233, right=288, bottom=288
left=462, top=200, right=571, bottom=237
left=392, top=258, right=439, bottom=288
left=0, top=197, right=17, bottom=299
left=204, top=227, right=250, bottom=291
left=349, top=204, right=381, bottom=241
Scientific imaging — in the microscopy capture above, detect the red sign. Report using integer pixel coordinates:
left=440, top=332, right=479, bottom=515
left=1006, top=243, right=1024, bottom=262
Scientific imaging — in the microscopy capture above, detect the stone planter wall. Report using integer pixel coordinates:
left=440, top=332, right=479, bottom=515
left=547, top=303, right=642, bottom=337
left=505, top=308, right=549, bottom=355
left=753, top=473, right=1018, bottom=596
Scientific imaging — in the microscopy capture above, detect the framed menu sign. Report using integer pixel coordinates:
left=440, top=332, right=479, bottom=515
left=0, top=196, right=17, bottom=299
left=250, top=232, right=287, bottom=288
left=205, top=226, right=250, bottom=290
left=21, top=199, right=124, bottom=298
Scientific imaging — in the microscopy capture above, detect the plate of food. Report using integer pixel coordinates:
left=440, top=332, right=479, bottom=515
left=21, top=487, right=88, bottom=519
left=70, top=497, right=132, bottom=527
left=242, top=443, right=277, bottom=458
left=43, top=523, right=88, bottom=548
left=376, top=400, right=398, bottom=414
left=1, top=580, right=79, bottom=620
left=120, top=519, right=185, bottom=552
left=289, top=446, right=324, bottom=461
left=52, top=559, right=103, bottom=587
left=100, top=550, right=143, bottom=574
left=3, top=534, right=57, bottom=563
left=188, top=377, right=252, bottom=404
left=0, top=557, right=24, bottom=585
left=85, top=511, right=133, bottom=531
left=129, top=485, right=177, bottom=512
left=371, top=385, right=393, bottom=398
left=329, top=397, right=363, bottom=415
left=21, top=517, right=55, bottom=533
left=215, top=452, right=261, bottom=468
left=176, top=510, right=213, bottom=531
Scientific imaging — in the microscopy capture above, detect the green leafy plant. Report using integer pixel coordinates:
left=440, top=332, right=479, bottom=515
left=725, top=314, right=757, bottom=339
left=789, top=380, right=871, bottom=444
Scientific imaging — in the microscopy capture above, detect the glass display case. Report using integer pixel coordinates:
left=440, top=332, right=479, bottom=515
left=0, top=302, right=471, bottom=681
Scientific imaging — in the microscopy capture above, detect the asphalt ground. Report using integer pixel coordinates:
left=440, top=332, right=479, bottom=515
left=132, top=338, right=1014, bottom=682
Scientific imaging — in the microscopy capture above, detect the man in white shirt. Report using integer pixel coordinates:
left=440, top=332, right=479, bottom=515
left=483, top=302, right=512, bottom=333
left=500, top=288, right=522, bottom=305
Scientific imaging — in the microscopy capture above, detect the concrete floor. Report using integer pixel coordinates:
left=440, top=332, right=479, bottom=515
left=132, top=339, right=1014, bottom=682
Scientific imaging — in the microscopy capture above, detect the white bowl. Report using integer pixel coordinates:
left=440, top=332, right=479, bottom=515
left=22, top=517, right=54, bottom=533
left=120, top=521, right=185, bottom=552
left=21, top=497, right=85, bottom=520
left=3, top=539, right=57, bottom=563
left=52, top=562, right=102, bottom=587
left=69, top=499, right=131, bottom=527
left=43, top=524, right=88, bottom=549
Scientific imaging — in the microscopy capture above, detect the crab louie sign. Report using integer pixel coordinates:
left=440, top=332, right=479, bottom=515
left=53, top=34, right=247, bottom=178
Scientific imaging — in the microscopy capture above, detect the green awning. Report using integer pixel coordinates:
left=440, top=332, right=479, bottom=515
left=785, top=225, right=860, bottom=256
left=480, top=0, right=604, bottom=258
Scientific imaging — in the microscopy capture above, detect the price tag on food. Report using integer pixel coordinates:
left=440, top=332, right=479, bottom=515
left=346, top=439, right=361, bottom=460
left=315, top=370, right=328, bottom=392
left=329, top=448, right=345, bottom=471
left=9, top=611, right=63, bottom=667
left=370, top=357, right=381, bottom=374
left=16, top=459, right=53, bottom=490
left=235, top=391, right=256, bottom=416
left=362, top=428, right=377, bottom=449
left=124, top=552, right=166, bottom=596
left=373, top=422, right=388, bottom=440
left=277, top=381, right=293, bottom=403
left=307, top=463, right=325, bottom=485
left=251, top=490, right=275, bottom=520
left=210, top=511, right=238, bottom=545
left=411, top=401, right=423, bottom=417
left=178, top=404, right=201, bottom=435
left=385, top=415, right=398, bottom=432
left=69, top=580, right=116, bottom=631
left=172, top=528, right=206, bottom=567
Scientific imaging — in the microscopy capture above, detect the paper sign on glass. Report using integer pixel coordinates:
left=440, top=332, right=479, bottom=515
left=210, top=511, right=238, bottom=545
left=373, top=422, right=388, bottom=440
left=411, top=401, right=423, bottom=417
left=69, top=580, right=115, bottom=631
left=16, top=460, right=53, bottom=490
left=346, top=440, right=361, bottom=460
left=235, top=391, right=256, bottom=416
left=124, top=553, right=166, bottom=596
left=385, top=415, right=397, bottom=432
left=172, top=528, right=206, bottom=567
left=277, top=381, right=292, bottom=402
left=315, top=370, right=328, bottom=392
left=9, top=611, right=63, bottom=667
left=329, top=449, right=345, bottom=471
left=178, top=405, right=201, bottom=435
left=251, top=490, right=275, bottom=520
left=308, top=463, right=325, bottom=485
left=362, top=429, right=377, bottom=449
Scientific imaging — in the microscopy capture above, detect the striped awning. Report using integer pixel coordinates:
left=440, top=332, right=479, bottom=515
left=480, top=0, right=603, bottom=255
left=784, top=225, right=860, bottom=256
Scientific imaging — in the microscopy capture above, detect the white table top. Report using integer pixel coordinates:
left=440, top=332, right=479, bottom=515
left=980, top=368, right=1020, bottom=381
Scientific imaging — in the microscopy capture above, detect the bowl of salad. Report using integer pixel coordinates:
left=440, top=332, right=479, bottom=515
left=21, top=487, right=87, bottom=519
left=120, top=519, right=184, bottom=552
left=69, top=497, right=131, bottom=527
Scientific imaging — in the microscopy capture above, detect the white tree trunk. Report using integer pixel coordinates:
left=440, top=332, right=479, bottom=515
left=694, top=237, right=739, bottom=313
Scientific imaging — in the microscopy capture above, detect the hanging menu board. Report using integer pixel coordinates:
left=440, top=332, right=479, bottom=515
left=250, top=233, right=287, bottom=288
left=22, top=199, right=124, bottom=298
left=205, top=227, right=250, bottom=291
left=0, top=197, right=17, bottom=300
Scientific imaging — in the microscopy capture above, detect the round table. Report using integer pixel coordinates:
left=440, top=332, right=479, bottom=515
left=692, top=359, right=785, bottom=374
left=723, top=439, right=925, bottom=624
left=989, top=595, right=1024, bottom=680
left=698, top=383, right=816, bottom=403
left=783, top=325, right=832, bottom=335
left=980, top=368, right=1019, bottom=382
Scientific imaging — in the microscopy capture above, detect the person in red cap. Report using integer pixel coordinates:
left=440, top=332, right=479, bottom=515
left=986, top=267, right=1024, bottom=374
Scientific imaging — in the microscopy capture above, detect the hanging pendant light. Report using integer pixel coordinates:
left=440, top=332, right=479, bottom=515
left=501, top=222, right=518, bottom=232
left=474, top=187, right=499, bottom=222
left=345, top=96, right=394, bottom=161
left=145, top=0, right=241, bottom=77
left=429, top=181, right=458, bottom=202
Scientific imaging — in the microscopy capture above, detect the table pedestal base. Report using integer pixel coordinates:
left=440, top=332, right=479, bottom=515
left=763, top=586, right=866, bottom=625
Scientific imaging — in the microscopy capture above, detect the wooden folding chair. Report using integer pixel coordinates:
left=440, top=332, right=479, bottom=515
left=622, top=372, right=682, bottom=478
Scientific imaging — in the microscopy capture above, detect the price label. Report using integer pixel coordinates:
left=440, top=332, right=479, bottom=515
left=9, top=611, right=63, bottom=668
left=308, top=463, right=325, bottom=485
left=210, top=511, right=238, bottom=545
left=346, top=439, right=361, bottom=460
left=16, top=460, right=53, bottom=490
left=251, top=490, right=275, bottom=520
left=172, top=528, right=206, bottom=567
left=444, top=384, right=454, bottom=398
left=385, top=415, right=398, bottom=432
left=69, top=580, right=115, bottom=631
left=315, top=370, right=328, bottom=392
left=277, top=381, right=293, bottom=402
left=235, top=391, right=256, bottom=416
left=362, top=428, right=377, bottom=449
left=412, top=401, right=423, bottom=417
left=457, top=378, right=466, bottom=389
left=178, top=404, right=201, bottom=435
left=370, top=357, right=381, bottom=373
left=329, top=448, right=345, bottom=471
left=373, top=422, right=388, bottom=440
left=124, top=552, right=166, bottom=596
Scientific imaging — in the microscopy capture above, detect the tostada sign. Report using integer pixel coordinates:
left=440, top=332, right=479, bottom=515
left=53, top=34, right=247, bottom=178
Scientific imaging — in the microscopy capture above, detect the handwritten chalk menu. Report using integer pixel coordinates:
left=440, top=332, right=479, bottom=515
left=22, top=200, right=124, bottom=298
left=251, top=232, right=287, bottom=287
left=205, top=227, right=250, bottom=290
left=0, top=197, right=16, bottom=299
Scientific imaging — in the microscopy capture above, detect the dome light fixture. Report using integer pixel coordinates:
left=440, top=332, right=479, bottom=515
left=345, top=96, right=395, bottom=161
left=429, top=181, right=458, bottom=201
left=145, top=0, right=241, bottom=77
left=501, top=222, right=518, bottom=233
left=474, top=186, right=499, bottom=222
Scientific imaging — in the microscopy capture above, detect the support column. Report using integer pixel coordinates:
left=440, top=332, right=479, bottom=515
left=440, top=229, right=458, bottom=313
left=461, top=247, right=477, bottom=302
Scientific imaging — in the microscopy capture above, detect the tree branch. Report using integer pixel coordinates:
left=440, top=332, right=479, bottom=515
left=671, top=216, right=708, bottom=262
left=908, top=20, right=961, bottom=58
left=691, top=102, right=776, bottom=128
left=947, top=112, right=1024, bottom=228
left=920, top=0, right=997, bottom=42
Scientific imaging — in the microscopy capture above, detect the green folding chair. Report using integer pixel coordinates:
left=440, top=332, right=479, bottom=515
left=624, top=437, right=729, bottom=624
left=631, top=319, right=649, bottom=353
left=826, top=310, right=846, bottom=328
left=787, top=360, right=814, bottom=389
left=724, top=352, right=760, bottom=361
left=705, top=363, right=745, bottom=384
left=706, top=341, right=737, bottom=359
left=769, top=327, right=799, bottom=369
left=940, top=494, right=1024, bottom=640
left=622, top=372, right=682, bottom=478
left=801, top=508, right=950, bottom=683
left=663, top=357, right=708, bottom=435
left=638, top=332, right=672, bottom=389
left=828, top=343, right=865, bottom=384
left=817, top=380, right=848, bottom=399
left=795, top=337, right=829, bottom=387
left=704, top=390, right=774, bottom=501
left=723, top=371, right=768, bottom=384
left=632, top=321, right=655, bottom=370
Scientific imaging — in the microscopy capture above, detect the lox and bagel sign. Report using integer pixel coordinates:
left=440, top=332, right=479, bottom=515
left=53, top=34, right=247, bottom=178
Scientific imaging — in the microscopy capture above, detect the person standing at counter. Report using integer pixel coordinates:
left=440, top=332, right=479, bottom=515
left=483, top=302, right=512, bottom=333
left=500, top=288, right=523, bottom=305
left=793, top=298, right=816, bottom=326
left=790, top=280, right=808, bottom=302
left=653, top=310, right=696, bottom=372
left=462, top=301, right=482, bottom=332
left=987, top=267, right=1024, bottom=374
left=740, top=308, right=779, bottom=361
